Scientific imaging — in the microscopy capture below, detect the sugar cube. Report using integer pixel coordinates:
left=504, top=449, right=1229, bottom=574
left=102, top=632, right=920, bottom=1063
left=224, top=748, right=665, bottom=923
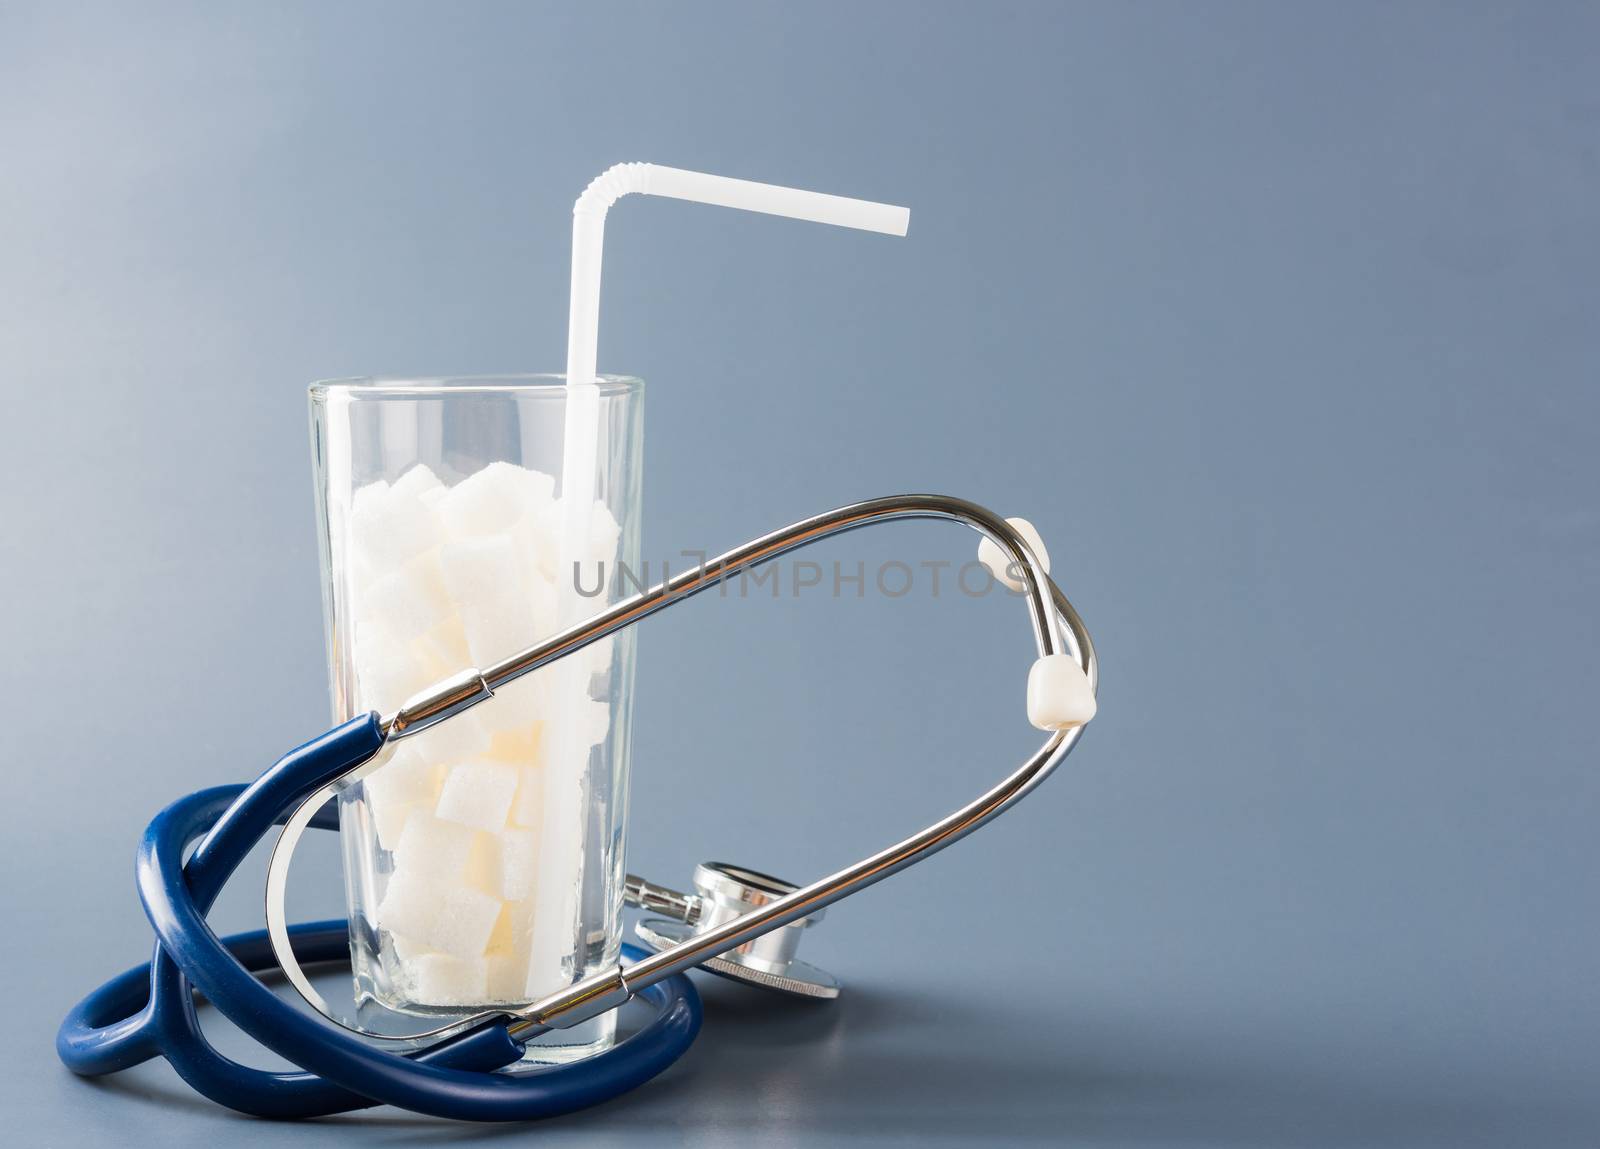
left=349, top=479, right=440, bottom=571
left=370, top=799, right=411, bottom=850
left=465, top=833, right=537, bottom=901
left=426, top=887, right=504, bottom=958
left=529, top=575, right=560, bottom=640
left=364, top=743, right=443, bottom=849
left=437, top=461, right=555, bottom=540
left=509, top=764, right=544, bottom=828
left=487, top=722, right=544, bottom=765
left=408, top=705, right=493, bottom=763
left=531, top=497, right=622, bottom=600
left=376, top=866, right=441, bottom=942
left=440, top=534, right=539, bottom=666
left=391, top=462, right=443, bottom=500
left=352, top=624, right=437, bottom=714
left=527, top=500, right=564, bottom=582
left=387, top=930, right=425, bottom=965
left=464, top=831, right=497, bottom=895
left=487, top=952, right=533, bottom=1004
left=412, top=617, right=469, bottom=678
left=367, top=740, right=440, bottom=800
left=410, top=953, right=490, bottom=1005
left=355, top=551, right=453, bottom=641
left=391, top=809, right=476, bottom=877
left=485, top=899, right=531, bottom=956
left=379, top=867, right=502, bottom=958
left=510, top=506, right=558, bottom=580
left=496, top=830, right=539, bottom=901
left=477, top=672, right=550, bottom=733
left=436, top=760, right=520, bottom=831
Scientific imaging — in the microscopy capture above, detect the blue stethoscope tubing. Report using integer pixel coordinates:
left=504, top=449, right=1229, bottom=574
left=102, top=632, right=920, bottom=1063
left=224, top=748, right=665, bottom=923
left=56, top=715, right=703, bottom=1121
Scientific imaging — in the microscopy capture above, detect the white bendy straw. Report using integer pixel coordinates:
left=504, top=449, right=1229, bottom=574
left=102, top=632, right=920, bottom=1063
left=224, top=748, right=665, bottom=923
left=529, top=163, right=908, bottom=975
left=557, top=160, right=910, bottom=617
left=559, top=162, right=910, bottom=521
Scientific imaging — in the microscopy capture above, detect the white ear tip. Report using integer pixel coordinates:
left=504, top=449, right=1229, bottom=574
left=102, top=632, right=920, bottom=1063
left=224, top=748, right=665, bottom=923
left=1027, top=654, right=1096, bottom=731
left=978, top=517, right=1051, bottom=593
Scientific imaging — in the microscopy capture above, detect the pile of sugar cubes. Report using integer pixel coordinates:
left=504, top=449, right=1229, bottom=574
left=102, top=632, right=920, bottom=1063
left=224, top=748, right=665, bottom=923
left=341, top=460, right=621, bottom=1007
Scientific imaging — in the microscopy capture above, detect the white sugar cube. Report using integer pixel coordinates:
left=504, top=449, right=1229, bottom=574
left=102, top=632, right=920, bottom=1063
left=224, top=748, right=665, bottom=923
left=522, top=466, right=558, bottom=505
left=378, top=868, right=502, bottom=958
left=386, top=930, right=426, bottom=965
left=349, top=479, right=439, bottom=571
left=356, top=551, right=453, bottom=641
left=348, top=547, right=381, bottom=594
left=486, top=722, right=544, bottom=765
left=365, top=741, right=441, bottom=806
left=532, top=497, right=622, bottom=596
left=408, top=705, right=493, bottom=764
left=410, top=953, right=490, bottom=1005
left=370, top=799, right=412, bottom=850
left=376, top=867, right=442, bottom=943
left=352, top=625, right=437, bottom=714
left=510, top=506, right=559, bottom=580
left=412, top=618, right=469, bottom=678
left=436, top=760, right=520, bottom=831
left=440, top=534, right=538, bottom=666
left=486, top=953, right=532, bottom=1004
left=510, top=764, right=544, bottom=828
left=352, top=477, right=388, bottom=506
left=529, top=575, right=560, bottom=641
left=364, top=743, right=443, bottom=848
left=464, top=832, right=536, bottom=901
left=477, top=672, right=550, bottom=733
left=527, top=501, right=564, bottom=581
left=391, top=809, right=476, bottom=877
left=485, top=898, right=532, bottom=956
left=458, top=591, right=537, bottom=669
left=490, top=829, right=538, bottom=900
left=427, top=887, right=503, bottom=958
left=391, top=462, right=443, bottom=500
left=463, top=832, right=496, bottom=894
left=437, top=461, right=555, bottom=540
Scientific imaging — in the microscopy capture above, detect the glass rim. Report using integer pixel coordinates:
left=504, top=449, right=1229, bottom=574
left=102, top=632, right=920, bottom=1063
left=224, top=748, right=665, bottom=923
left=309, top=373, right=643, bottom=398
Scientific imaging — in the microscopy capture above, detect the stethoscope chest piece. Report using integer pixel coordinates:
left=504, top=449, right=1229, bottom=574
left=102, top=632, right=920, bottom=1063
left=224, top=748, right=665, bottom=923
left=628, top=862, right=841, bottom=999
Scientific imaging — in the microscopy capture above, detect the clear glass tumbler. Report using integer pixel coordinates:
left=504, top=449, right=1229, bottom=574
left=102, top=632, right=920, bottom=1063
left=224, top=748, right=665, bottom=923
left=308, top=375, right=643, bottom=1063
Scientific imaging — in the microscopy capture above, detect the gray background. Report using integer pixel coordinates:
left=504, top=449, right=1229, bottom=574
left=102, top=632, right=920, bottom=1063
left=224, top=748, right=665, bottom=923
left=3, top=1, right=1597, bottom=1145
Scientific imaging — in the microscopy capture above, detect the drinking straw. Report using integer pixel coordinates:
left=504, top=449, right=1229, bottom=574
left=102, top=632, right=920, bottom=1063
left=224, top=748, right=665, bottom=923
left=531, top=164, right=909, bottom=979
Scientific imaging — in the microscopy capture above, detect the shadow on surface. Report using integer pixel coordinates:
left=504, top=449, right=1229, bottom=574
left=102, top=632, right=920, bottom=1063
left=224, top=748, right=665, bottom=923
left=66, top=973, right=1600, bottom=1148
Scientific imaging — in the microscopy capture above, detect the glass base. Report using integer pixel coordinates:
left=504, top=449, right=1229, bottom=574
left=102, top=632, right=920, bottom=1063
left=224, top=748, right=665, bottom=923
left=515, top=1012, right=616, bottom=1066
left=352, top=995, right=616, bottom=1067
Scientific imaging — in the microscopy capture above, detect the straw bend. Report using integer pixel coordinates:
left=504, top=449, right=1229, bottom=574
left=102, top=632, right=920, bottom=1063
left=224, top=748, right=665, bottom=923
left=565, top=162, right=909, bottom=390
left=573, top=162, right=910, bottom=236
left=573, top=161, right=654, bottom=220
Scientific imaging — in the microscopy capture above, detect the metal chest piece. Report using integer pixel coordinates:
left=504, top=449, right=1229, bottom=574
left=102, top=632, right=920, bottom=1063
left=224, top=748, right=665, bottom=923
left=627, top=863, right=841, bottom=1000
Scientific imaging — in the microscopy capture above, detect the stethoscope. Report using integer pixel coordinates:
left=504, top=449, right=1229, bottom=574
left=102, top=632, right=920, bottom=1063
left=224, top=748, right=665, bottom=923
left=58, top=494, right=1098, bottom=1122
